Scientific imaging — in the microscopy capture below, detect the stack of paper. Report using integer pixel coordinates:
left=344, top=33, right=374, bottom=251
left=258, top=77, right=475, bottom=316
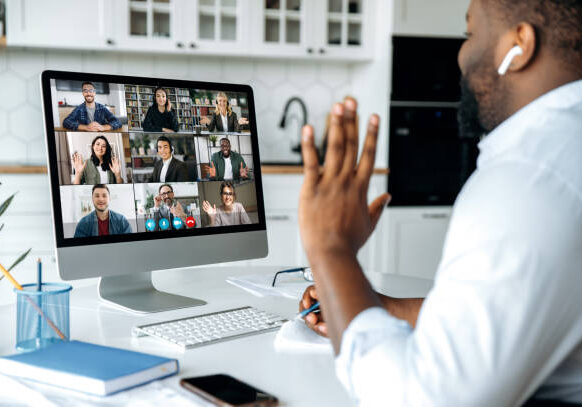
left=226, top=274, right=311, bottom=299
left=274, top=319, right=333, bottom=354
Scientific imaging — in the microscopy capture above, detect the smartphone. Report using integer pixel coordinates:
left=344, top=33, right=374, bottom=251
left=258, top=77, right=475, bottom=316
left=180, top=374, right=279, bottom=407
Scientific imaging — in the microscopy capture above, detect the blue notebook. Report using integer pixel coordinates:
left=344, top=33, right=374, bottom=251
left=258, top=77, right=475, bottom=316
left=0, top=340, right=179, bottom=396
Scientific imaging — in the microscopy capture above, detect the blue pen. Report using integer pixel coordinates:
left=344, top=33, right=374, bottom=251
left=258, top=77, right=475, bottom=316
left=36, top=258, right=43, bottom=343
left=296, top=301, right=320, bottom=320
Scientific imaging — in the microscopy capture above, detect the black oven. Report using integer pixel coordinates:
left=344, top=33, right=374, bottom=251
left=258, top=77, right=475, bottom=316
left=388, top=36, right=478, bottom=206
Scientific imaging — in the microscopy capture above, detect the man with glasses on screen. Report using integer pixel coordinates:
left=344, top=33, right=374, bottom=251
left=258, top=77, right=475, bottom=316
left=62, top=82, right=122, bottom=132
left=152, top=184, right=187, bottom=231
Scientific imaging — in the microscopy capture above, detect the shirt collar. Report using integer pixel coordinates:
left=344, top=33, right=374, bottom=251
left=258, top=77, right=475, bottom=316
left=477, top=79, right=582, bottom=166
left=163, top=156, right=173, bottom=165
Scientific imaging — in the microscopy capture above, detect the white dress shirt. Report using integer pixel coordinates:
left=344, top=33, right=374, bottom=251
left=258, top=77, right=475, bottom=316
left=336, top=79, right=582, bottom=406
left=159, top=157, right=172, bottom=182
left=221, top=114, right=228, bottom=132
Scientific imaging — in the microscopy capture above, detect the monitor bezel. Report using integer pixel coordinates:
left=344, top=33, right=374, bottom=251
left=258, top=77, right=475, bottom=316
left=41, top=70, right=267, bottom=248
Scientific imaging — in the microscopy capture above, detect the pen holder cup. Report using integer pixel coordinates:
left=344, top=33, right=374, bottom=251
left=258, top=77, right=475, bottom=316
left=15, top=283, right=72, bottom=352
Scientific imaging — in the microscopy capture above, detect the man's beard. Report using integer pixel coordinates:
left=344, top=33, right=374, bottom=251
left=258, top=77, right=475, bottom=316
left=458, top=77, right=487, bottom=139
left=457, top=59, right=509, bottom=139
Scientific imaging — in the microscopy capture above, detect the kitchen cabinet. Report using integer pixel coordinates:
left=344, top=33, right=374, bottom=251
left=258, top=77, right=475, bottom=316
left=112, top=0, right=249, bottom=54
left=393, top=0, right=470, bottom=38
left=254, top=0, right=373, bottom=60
left=382, top=207, right=451, bottom=279
left=5, top=0, right=373, bottom=61
left=5, top=0, right=113, bottom=50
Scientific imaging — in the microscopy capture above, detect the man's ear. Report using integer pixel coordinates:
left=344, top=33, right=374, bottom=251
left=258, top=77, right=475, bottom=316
left=497, top=22, right=537, bottom=74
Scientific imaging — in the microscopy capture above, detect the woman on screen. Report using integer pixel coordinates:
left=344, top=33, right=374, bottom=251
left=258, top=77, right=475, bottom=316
left=72, top=135, right=123, bottom=185
left=200, top=92, right=248, bottom=132
left=142, top=87, right=179, bottom=133
left=202, top=181, right=251, bottom=226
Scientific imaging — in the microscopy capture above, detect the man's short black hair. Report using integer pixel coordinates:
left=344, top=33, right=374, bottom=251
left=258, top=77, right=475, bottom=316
left=81, top=81, right=96, bottom=90
left=156, top=136, right=173, bottom=151
left=489, top=0, right=582, bottom=73
left=92, top=184, right=109, bottom=194
left=159, top=183, right=173, bottom=193
left=219, top=137, right=230, bottom=145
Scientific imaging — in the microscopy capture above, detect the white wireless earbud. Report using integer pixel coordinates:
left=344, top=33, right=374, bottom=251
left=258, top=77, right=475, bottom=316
left=497, top=45, right=524, bottom=76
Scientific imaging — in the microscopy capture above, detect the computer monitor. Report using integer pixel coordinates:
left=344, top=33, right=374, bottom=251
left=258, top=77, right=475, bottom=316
left=40, top=70, right=268, bottom=313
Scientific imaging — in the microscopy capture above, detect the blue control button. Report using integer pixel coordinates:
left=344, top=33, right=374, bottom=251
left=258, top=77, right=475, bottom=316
left=158, top=218, right=170, bottom=230
left=145, top=219, right=156, bottom=232
left=172, top=217, right=183, bottom=229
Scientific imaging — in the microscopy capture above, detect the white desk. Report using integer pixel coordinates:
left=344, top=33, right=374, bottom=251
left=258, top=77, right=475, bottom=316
left=0, top=266, right=433, bottom=406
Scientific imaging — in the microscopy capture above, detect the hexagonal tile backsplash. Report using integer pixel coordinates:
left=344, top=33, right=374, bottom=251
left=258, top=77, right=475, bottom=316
left=0, top=49, right=354, bottom=164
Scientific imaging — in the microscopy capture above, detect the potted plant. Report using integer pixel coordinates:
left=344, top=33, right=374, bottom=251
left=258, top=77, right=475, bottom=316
left=209, top=134, right=218, bottom=147
left=0, top=183, right=31, bottom=283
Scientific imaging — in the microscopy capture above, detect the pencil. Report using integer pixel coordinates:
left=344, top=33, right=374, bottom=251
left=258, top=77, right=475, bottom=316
left=0, top=262, right=67, bottom=341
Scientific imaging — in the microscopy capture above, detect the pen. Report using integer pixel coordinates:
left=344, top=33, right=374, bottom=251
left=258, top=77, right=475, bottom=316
left=0, top=262, right=67, bottom=340
left=296, top=301, right=320, bottom=320
left=37, top=258, right=43, bottom=342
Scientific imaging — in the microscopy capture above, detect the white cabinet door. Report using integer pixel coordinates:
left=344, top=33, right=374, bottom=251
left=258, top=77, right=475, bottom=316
left=315, top=0, right=373, bottom=60
left=253, top=0, right=373, bottom=60
left=112, top=0, right=181, bottom=53
left=182, top=0, right=249, bottom=54
left=254, top=0, right=314, bottom=58
left=393, top=0, right=470, bottom=38
left=384, top=207, right=451, bottom=279
left=6, top=0, right=111, bottom=49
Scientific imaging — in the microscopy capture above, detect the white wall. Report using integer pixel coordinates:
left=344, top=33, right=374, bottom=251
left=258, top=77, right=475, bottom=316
left=0, top=49, right=389, bottom=168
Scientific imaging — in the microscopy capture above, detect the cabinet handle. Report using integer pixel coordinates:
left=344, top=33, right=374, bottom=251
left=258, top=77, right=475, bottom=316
left=176, top=42, right=185, bottom=48
left=267, top=215, right=291, bottom=221
left=306, top=48, right=314, bottom=54
left=318, top=48, right=326, bottom=54
left=106, top=38, right=115, bottom=46
left=189, top=42, right=197, bottom=49
left=421, top=213, right=449, bottom=219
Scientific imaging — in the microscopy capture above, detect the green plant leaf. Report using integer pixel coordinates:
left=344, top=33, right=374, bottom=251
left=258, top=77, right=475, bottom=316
left=0, top=193, right=16, bottom=218
left=8, top=248, right=32, bottom=272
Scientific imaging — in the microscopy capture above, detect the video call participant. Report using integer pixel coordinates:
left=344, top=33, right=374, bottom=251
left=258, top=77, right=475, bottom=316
left=72, top=135, right=123, bottom=185
left=73, top=184, right=132, bottom=238
left=202, top=181, right=251, bottom=226
left=152, top=184, right=187, bottom=231
left=142, top=87, right=179, bottom=133
left=200, top=92, right=249, bottom=132
left=150, top=136, right=188, bottom=182
left=62, top=82, right=122, bottom=131
left=208, top=138, right=249, bottom=181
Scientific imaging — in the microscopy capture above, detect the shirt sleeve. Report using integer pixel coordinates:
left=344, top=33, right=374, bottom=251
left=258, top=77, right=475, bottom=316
left=171, top=110, right=179, bottom=132
left=142, top=106, right=157, bottom=132
left=103, top=107, right=122, bottom=129
left=335, top=163, right=582, bottom=406
left=62, top=106, right=82, bottom=130
left=238, top=204, right=251, bottom=224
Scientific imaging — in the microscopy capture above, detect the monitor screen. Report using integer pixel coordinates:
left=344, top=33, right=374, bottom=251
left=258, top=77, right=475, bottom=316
left=41, top=71, right=266, bottom=249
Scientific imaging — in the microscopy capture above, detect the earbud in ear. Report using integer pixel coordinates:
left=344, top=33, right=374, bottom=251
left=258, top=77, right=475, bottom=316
left=497, top=45, right=524, bottom=76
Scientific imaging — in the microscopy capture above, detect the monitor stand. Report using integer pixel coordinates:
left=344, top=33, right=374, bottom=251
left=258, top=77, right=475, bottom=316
left=98, top=272, right=206, bottom=313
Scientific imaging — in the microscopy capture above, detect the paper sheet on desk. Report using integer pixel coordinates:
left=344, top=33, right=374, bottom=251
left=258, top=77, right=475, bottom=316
left=226, top=274, right=311, bottom=299
left=274, top=319, right=333, bottom=354
left=0, top=374, right=213, bottom=407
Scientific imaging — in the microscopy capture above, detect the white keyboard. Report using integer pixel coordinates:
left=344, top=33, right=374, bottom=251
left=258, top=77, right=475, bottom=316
left=132, top=306, right=288, bottom=349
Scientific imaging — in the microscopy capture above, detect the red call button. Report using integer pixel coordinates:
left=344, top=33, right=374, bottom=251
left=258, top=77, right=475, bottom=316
left=185, top=216, right=196, bottom=228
